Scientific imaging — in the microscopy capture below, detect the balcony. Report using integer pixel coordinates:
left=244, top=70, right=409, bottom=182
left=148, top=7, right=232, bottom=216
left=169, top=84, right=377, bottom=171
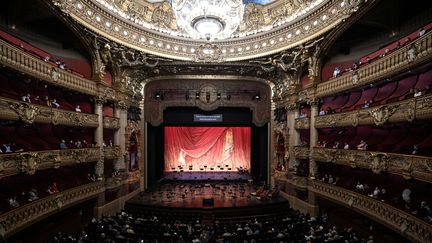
left=294, top=146, right=310, bottom=160
left=309, top=180, right=432, bottom=243
left=103, top=116, right=120, bottom=129
left=0, top=181, right=104, bottom=237
left=312, top=147, right=432, bottom=183
left=0, top=96, right=98, bottom=127
left=315, top=94, right=432, bottom=128
left=0, top=148, right=100, bottom=178
left=317, top=30, right=432, bottom=97
left=294, top=118, right=310, bottom=129
left=0, top=39, right=98, bottom=95
left=103, top=146, right=121, bottom=160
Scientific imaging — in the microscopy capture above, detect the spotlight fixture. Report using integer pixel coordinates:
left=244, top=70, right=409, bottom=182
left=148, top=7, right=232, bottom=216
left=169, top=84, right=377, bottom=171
left=195, top=92, right=200, bottom=99
left=217, top=93, right=221, bottom=100
left=253, top=94, right=261, bottom=100
left=154, top=92, right=164, bottom=100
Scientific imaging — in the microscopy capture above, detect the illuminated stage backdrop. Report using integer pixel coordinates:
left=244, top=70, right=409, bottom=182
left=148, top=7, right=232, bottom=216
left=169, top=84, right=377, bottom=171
left=164, top=127, right=250, bottom=172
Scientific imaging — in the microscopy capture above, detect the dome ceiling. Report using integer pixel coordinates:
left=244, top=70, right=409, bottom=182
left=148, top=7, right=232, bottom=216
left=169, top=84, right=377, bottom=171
left=52, top=0, right=367, bottom=62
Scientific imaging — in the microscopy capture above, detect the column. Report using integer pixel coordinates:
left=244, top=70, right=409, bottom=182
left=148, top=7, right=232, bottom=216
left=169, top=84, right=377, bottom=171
left=286, top=104, right=300, bottom=170
left=94, top=97, right=104, bottom=179
left=309, top=99, right=319, bottom=179
left=114, top=101, right=128, bottom=171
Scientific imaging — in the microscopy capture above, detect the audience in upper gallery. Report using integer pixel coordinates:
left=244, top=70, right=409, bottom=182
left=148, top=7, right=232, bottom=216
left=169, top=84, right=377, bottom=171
left=333, top=66, right=342, bottom=78
left=363, top=100, right=372, bottom=109
left=21, top=93, right=31, bottom=103
left=74, top=105, right=81, bottom=112
left=298, top=111, right=307, bottom=119
left=414, top=88, right=423, bottom=97
left=343, top=142, right=350, bottom=150
left=412, top=144, right=420, bottom=155
left=47, top=182, right=59, bottom=194
left=356, top=140, right=368, bottom=150
left=51, top=99, right=60, bottom=108
left=319, top=108, right=326, bottom=116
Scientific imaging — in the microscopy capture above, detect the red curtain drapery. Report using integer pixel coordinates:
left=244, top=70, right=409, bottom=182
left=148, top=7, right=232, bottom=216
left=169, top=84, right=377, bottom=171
left=164, top=127, right=250, bottom=171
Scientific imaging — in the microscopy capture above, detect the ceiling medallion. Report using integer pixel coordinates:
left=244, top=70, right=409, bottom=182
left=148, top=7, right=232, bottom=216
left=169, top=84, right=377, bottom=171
left=195, top=43, right=223, bottom=62
left=172, top=0, right=244, bottom=40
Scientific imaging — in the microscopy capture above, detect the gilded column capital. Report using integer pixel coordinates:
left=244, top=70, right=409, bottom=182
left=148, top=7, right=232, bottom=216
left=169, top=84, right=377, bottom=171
left=115, top=101, right=129, bottom=110
left=308, top=98, right=321, bottom=107
left=286, top=103, right=298, bottom=111
left=94, top=96, right=106, bottom=105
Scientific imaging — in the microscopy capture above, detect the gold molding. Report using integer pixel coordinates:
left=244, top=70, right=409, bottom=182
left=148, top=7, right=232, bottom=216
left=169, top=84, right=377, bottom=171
left=312, top=147, right=432, bottom=183
left=295, top=118, right=311, bottom=130
left=294, top=146, right=310, bottom=160
left=51, top=0, right=369, bottom=62
left=0, top=181, right=104, bottom=237
left=0, top=39, right=97, bottom=95
left=309, top=180, right=432, bottom=243
left=103, top=146, right=121, bottom=160
left=315, top=94, right=432, bottom=128
left=0, top=148, right=100, bottom=179
left=103, top=116, right=120, bottom=129
left=0, top=97, right=99, bottom=127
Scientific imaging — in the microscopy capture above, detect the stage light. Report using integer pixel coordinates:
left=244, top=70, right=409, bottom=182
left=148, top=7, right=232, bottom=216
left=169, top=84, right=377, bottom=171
left=253, top=94, right=261, bottom=100
left=217, top=93, right=221, bottom=99
left=195, top=92, right=200, bottom=99
left=154, top=93, right=161, bottom=99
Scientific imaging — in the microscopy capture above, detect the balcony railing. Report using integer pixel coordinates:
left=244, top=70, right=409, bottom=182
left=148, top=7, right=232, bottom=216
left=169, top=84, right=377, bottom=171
left=309, top=180, right=432, bottom=243
left=317, top=30, right=432, bottom=98
left=294, top=118, right=310, bottom=129
left=294, top=146, right=310, bottom=160
left=0, top=147, right=100, bottom=178
left=284, top=174, right=308, bottom=189
left=0, top=181, right=104, bottom=237
left=312, top=147, right=432, bottom=183
left=104, top=146, right=121, bottom=160
left=103, top=116, right=120, bottom=129
left=315, top=94, right=432, bottom=128
left=0, top=96, right=98, bottom=127
left=0, top=39, right=98, bottom=95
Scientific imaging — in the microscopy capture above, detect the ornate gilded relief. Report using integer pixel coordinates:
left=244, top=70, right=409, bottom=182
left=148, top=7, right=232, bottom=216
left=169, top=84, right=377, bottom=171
left=312, top=147, right=432, bottom=184
left=315, top=94, right=432, bottom=128
left=310, top=181, right=432, bottom=243
left=0, top=148, right=100, bottom=178
left=9, top=103, right=40, bottom=124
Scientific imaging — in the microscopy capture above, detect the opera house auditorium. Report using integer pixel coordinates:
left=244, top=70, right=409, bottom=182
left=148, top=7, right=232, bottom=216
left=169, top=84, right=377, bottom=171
left=0, top=0, right=432, bottom=242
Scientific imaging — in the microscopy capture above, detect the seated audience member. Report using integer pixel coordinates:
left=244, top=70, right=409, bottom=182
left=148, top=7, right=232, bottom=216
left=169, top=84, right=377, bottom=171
left=75, top=105, right=82, bottom=112
left=11, top=142, right=24, bottom=152
left=43, top=56, right=50, bottom=62
left=333, top=67, right=341, bottom=78
left=34, top=95, right=42, bottom=105
left=319, top=109, right=326, bottom=116
left=87, top=174, right=96, bottom=182
left=2, top=142, right=13, bottom=153
left=298, top=112, right=307, bottom=119
left=59, top=140, right=67, bottom=149
left=22, top=93, right=31, bottom=103
left=414, top=88, right=423, bottom=97
left=75, top=141, right=82, bottom=148
left=326, top=106, right=334, bottom=114
left=343, top=142, right=349, bottom=150
left=407, top=44, right=417, bottom=62
left=417, top=201, right=432, bottom=223
left=47, top=182, right=59, bottom=194
left=357, top=140, right=368, bottom=150
left=51, top=99, right=60, bottom=108
left=27, top=188, right=39, bottom=201
left=82, top=140, right=89, bottom=148
left=355, top=182, right=365, bottom=192
left=369, top=187, right=381, bottom=198
left=332, top=142, right=339, bottom=149
left=109, top=140, right=113, bottom=147
left=7, top=197, right=19, bottom=208
left=321, top=141, right=327, bottom=148
left=412, top=144, right=420, bottom=155
left=418, top=27, right=426, bottom=37
left=363, top=100, right=371, bottom=109
left=402, top=188, right=412, bottom=209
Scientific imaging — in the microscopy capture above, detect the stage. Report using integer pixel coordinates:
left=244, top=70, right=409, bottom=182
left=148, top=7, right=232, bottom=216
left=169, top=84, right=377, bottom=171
left=125, top=181, right=289, bottom=221
left=162, top=171, right=252, bottom=181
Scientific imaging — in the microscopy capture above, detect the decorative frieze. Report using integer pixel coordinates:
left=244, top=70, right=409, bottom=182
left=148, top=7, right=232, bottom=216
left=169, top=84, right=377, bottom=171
left=315, top=94, right=432, bottom=128
left=309, top=180, right=432, bottom=243
left=103, top=146, right=121, bottom=160
left=294, top=146, right=310, bottom=160
left=0, top=148, right=100, bottom=179
left=312, top=147, right=432, bottom=183
left=294, top=118, right=310, bottom=130
left=0, top=39, right=97, bottom=95
left=0, top=181, right=104, bottom=237
left=0, top=97, right=99, bottom=127
left=317, top=30, right=432, bottom=97
left=103, top=116, right=120, bottom=129
left=285, top=174, right=308, bottom=190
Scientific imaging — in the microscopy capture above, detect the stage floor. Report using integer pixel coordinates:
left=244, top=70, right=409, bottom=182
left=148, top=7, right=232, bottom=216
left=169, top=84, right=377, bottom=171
left=127, top=181, right=286, bottom=210
left=162, top=171, right=252, bottom=181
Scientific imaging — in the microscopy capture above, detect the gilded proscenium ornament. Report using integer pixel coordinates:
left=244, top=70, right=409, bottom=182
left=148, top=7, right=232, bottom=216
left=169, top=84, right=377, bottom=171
left=0, top=148, right=100, bottom=179
left=295, top=118, right=310, bottom=130
left=309, top=180, right=432, bottom=243
left=51, top=0, right=369, bottom=61
left=0, top=181, right=104, bottom=237
left=293, top=146, right=310, bottom=160
left=9, top=102, right=40, bottom=124
left=312, top=147, right=432, bottom=183
left=104, top=146, right=121, bottom=160
left=315, top=94, right=432, bottom=128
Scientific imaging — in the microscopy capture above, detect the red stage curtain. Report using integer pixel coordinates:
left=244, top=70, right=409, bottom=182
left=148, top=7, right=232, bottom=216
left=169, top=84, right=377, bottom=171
left=164, top=127, right=250, bottom=171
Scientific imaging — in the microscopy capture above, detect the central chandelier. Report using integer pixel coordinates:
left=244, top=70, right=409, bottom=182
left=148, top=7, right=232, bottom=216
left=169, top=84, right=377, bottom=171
left=171, top=0, right=244, bottom=40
